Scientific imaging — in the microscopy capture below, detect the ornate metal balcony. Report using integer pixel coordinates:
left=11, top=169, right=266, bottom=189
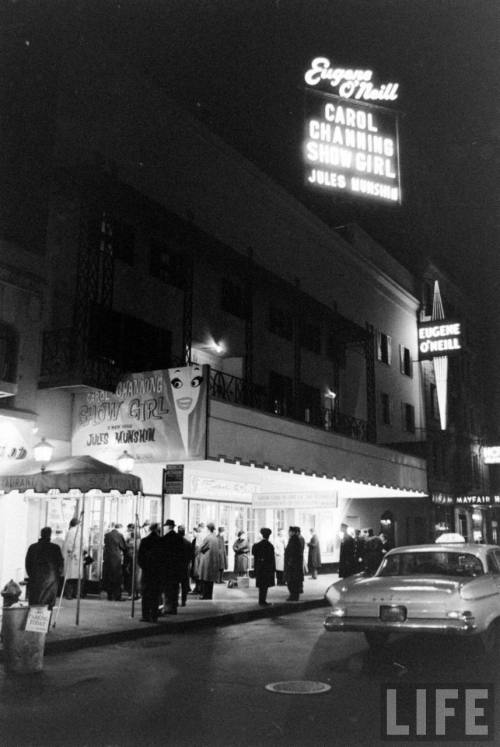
left=209, top=368, right=367, bottom=442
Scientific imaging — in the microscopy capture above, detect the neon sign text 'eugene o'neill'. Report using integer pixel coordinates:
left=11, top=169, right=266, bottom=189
left=304, top=58, right=399, bottom=102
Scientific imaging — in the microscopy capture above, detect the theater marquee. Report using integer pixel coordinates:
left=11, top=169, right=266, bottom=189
left=303, top=58, right=401, bottom=203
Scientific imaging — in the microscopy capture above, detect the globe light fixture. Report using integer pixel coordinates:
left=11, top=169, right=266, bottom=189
left=118, top=450, right=135, bottom=473
left=33, top=437, right=54, bottom=472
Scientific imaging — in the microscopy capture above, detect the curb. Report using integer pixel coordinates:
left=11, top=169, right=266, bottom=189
left=25, top=597, right=329, bottom=657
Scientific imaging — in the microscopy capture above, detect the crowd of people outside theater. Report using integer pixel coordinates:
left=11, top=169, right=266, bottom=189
left=23, top=518, right=399, bottom=618
left=338, top=523, right=394, bottom=578
left=23, top=521, right=335, bottom=619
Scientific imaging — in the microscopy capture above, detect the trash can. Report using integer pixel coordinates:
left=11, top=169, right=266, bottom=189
left=1, top=605, right=47, bottom=674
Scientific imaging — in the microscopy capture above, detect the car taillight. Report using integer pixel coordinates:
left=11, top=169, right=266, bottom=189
left=331, top=606, right=346, bottom=617
left=447, top=610, right=474, bottom=623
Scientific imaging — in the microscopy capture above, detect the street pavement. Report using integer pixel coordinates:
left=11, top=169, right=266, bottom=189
left=0, top=574, right=336, bottom=657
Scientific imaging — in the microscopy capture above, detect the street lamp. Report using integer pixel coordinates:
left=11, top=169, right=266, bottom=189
left=118, top=450, right=135, bottom=474
left=33, top=437, right=54, bottom=472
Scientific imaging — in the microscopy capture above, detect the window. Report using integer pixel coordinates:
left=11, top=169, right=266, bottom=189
left=380, top=392, right=392, bottom=425
left=300, top=322, right=321, bottom=355
left=221, top=279, right=247, bottom=319
left=299, top=382, right=321, bottom=424
left=399, top=345, right=412, bottom=377
left=89, top=213, right=135, bottom=264
left=402, top=402, right=415, bottom=433
left=268, top=305, right=293, bottom=341
left=150, top=239, right=185, bottom=288
left=376, top=331, right=392, bottom=365
left=326, top=333, right=345, bottom=364
left=268, top=371, right=293, bottom=417
left=89, top=307, right=171, bottom=372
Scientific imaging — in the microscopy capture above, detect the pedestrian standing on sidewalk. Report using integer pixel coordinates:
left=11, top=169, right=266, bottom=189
left=284, top=526, right=304, bottom=602
left=198, top=522, right=219, bottom=599
left=102, top=524, right=128, bottom=601
left=191, top=523, right=205, bottom=594
left=161, top=519, right=183, bottom=614
left=252, top=528, right=275, bottom=606
left=233, top=530, right=250, bottom=577
left=338, top=523, right=356, bottom=579
left=216, top=526, right=227, bottom=583
left=307, top=528, right=322, bottom=579
left=274, top=528, right=286, bottom=585
left=177, top=525, right=194, bottom=606
left=53, top=528, right=65, bottom=595
left=138, top=522, right=162, bottom=623
left=25, top=527, right=64, bottom=610
left=63, top=517, right=85, bottom=600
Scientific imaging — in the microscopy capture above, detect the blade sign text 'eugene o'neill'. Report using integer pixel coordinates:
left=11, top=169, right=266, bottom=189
left=303, top=57, right=401, bottom=204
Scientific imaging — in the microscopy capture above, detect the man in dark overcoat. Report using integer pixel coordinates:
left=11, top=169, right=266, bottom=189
left=137, top=522, right=162, bottom=622
left=338, top=523, right=356, bottom=578
left=25, top=527, right=64, bottom=610
left=364, top=528, right=384, bottom=574
left=353, top=529, right=366, bottom=574
left=284, top=526, right=304, bottom=601
left=252, top=527, right=275, bottom=606
left=177, top=525, right=194, bottom=606
left=161, top=519, right=183, bottom=614
left=102, top=524, right=128, bottom=601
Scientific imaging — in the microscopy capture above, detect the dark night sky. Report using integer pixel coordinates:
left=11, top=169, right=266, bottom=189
left=11, top=1, right=500, bottom=310
left=81, top=0, right=500, bottom=312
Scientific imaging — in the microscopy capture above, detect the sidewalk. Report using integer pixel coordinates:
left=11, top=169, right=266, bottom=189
left=1, top=574, right=337, bottom=657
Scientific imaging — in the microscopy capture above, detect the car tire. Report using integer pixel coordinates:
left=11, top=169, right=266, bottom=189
left=364, top=631, right=390, bottom=649
left=480, top=622, right=500, bottom=656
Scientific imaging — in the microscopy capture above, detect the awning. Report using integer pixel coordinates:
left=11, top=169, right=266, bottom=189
left=0, top=455, right=143, bottom=494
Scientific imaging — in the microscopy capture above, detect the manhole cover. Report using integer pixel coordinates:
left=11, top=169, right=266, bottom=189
left=265, top=680, right=331, bottom=694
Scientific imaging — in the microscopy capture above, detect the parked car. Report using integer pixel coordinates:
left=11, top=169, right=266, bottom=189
left=324, top=543, right=500, bottom=653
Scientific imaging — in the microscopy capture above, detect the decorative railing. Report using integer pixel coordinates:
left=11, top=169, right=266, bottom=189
left=209, top=368, right=367, bottom=442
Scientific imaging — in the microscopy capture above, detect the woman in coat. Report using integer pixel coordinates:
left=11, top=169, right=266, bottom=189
left=274, top=528, right=286, bottom=585
left=251, top=528, right=275, bottom=606
left=232, top=530, right=250, bottom=576
left=198, top=522, right=219, bottom=599
left=62, top=517, right=84, bottom=599
left=284, top=526, right=304, bottom=601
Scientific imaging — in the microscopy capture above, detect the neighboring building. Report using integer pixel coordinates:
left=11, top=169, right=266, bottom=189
left=418, top=263, right=493, bottom=542
left=0, top=22, right=438, bottom=586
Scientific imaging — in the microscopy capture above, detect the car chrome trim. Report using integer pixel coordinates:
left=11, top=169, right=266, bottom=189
left=323, top=615, right=477, bottom=634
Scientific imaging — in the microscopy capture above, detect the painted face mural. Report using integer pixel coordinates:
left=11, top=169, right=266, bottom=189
left=169, top=365, right=203, bottom=417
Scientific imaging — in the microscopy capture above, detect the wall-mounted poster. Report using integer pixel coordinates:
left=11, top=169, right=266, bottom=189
left=72, top=365, right=209, bottom=463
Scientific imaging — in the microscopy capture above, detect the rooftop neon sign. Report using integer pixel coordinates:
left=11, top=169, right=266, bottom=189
left=304, top=58, right=399, bottom=102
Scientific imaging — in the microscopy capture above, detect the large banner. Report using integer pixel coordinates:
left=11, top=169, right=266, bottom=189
left=72, top=365, right=209, bottom=463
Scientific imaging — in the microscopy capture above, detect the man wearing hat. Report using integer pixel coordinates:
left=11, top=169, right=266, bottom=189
left=251, top=528, right=275, bottom=606
left=160, top=519, right=183, bottom=614
left=137, top=522, right=162, bottom=622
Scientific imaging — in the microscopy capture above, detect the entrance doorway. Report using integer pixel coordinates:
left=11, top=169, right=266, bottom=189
left=185, top=499, right=255, bottom=573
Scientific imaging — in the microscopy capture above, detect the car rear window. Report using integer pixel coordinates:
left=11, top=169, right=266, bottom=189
left=378, top=551, right=484, bottom=578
